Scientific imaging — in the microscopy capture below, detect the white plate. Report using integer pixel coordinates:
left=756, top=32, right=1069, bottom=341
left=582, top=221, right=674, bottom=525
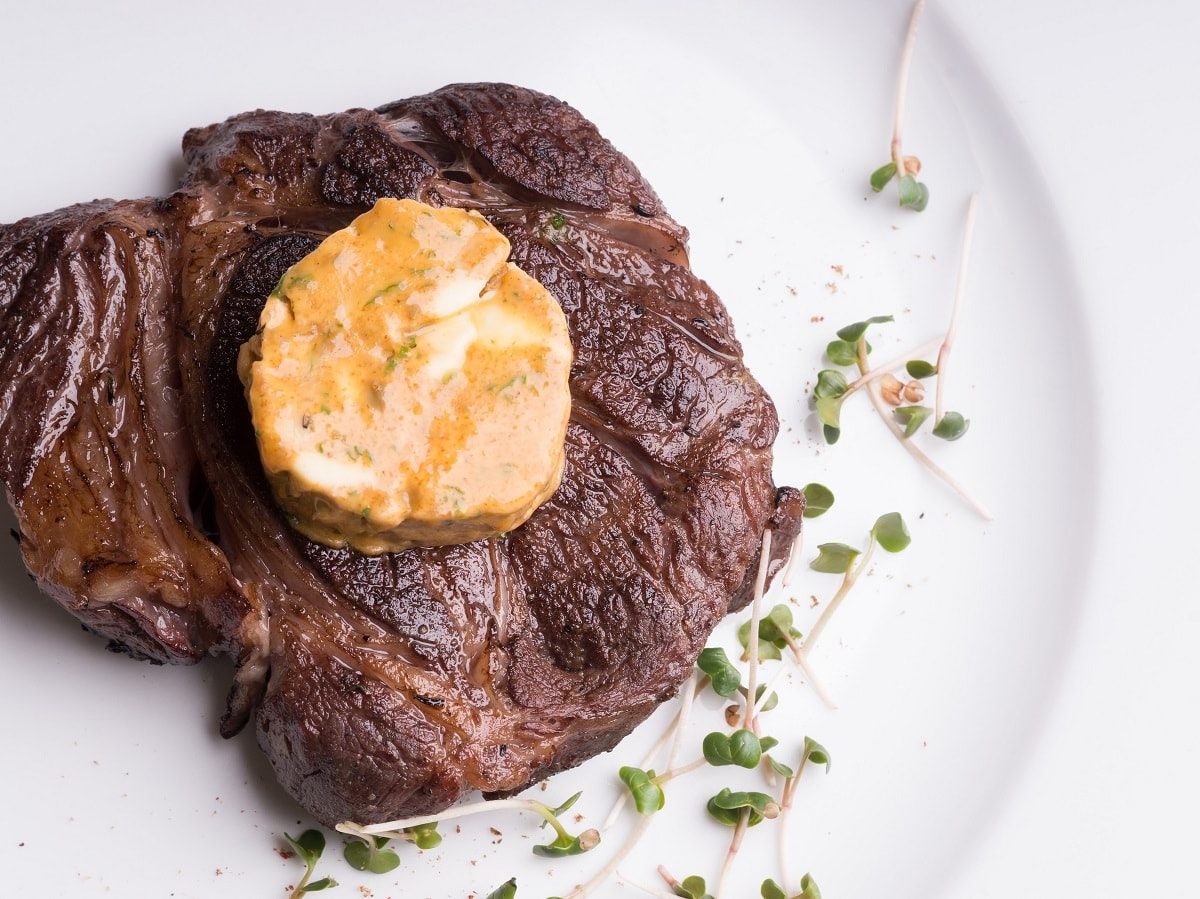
left=0, top=1, right=1096, bottom=896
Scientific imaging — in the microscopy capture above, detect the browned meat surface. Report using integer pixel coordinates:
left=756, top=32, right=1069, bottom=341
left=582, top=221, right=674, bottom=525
left=0, top=83, right=802, bottom=825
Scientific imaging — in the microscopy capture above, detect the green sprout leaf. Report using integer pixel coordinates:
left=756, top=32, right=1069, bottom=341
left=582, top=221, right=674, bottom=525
left=286, top=830, right=326, bottom=865
left=759, top=604, right=800, bottom=646
left=869, top=162, right=898, bottom=192
left=285, top=830, right=338, bottom=898
left=768, top=756, right=795, bottom=779
left=897, top=175, right=930, bottom=211
left=801, top=483, right=834, bottom=518
left=531, top=829, right=599, bottom=858
left=762, top=880, right=788, bottom=899
left=825, top=339, right=859, bottom=367
left=706, top=788, right=780, bottom=827
left=529, top=794, right=599, bottom=857
left=729, top=729, right=764, bottom=767
left=674, top=875, right=715, bottom=899
left=737, top=618, right=782, bottom=662
left=893, top=404, right=932, bottom=437
left=619, top=766, right=665, bottom=815
left=762, top=876, right=821, bottom=899
left=702, top=732, right=734, bottom=766
left=301, top=877, right=338, bottom=893
left=813, top=369, right=849, bottom=399
left=814, top=395, right=844, bottom=431
left=547, top=792, right=581, bottom=821
left=826, top=337, right=872, bottom=364
left=932, top=411, right=970, bottom=441
left=871, top=513, right=911, bottom=553
left=754, top=684, right=779, bottom=712
left=702, top=730, right=763, bottom=768
left=486, top=878, right=518, bottom=899
left=810, top=543, right=861, bottom=574
left=405, top=822, right=442, bottom=850
left=343, top=836, right=400, bottom=874
left=905, top=359, right=938, bottom=379
left=803, top=736, right=833, bottom=772
left=836, top=315, right=893, bottom=343
left=814, top=371, right=849, bottom=432
left=696, top=647, right=742, bottom=697
left=823, top=424, right=841, bottom=445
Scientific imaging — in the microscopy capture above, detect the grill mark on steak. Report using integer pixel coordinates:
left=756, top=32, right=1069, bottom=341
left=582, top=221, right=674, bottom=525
left=0, top=83, right=803, bottom=827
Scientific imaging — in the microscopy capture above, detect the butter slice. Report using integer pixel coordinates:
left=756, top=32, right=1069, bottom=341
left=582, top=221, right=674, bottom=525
left=238, top=198, right=572, bottom=554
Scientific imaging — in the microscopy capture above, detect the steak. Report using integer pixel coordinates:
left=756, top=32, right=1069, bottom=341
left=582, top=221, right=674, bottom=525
left=0, top=83, right=803, bottom=826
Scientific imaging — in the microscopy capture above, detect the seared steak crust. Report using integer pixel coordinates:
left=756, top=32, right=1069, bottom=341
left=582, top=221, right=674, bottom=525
left=0, top=84, right=801, bottom=825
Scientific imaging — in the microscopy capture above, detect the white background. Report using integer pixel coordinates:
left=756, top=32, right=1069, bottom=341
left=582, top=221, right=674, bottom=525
left=0, top=1, right=1196, bottom=896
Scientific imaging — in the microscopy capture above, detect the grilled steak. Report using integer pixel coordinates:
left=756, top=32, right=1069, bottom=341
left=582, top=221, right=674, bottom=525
left=0, top=83, right=803, bottom=826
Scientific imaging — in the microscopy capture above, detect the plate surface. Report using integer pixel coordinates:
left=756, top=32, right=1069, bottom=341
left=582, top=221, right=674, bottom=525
left=0, top=1, right=1095, bottom=896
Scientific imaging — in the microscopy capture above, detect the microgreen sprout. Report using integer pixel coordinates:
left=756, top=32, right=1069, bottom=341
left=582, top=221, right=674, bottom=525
left=737, top=603, right=837, bottom=710
left=784, top=483, right=836, bottom=587
left=563, top=671, right=700, bottom=898
left=658, top=868, right=716, bottom=899
left=283, top=829, right=338, bottom=897
left=801, top=514, right=911, bottom=656
left=812, top=317, right=896, bottom=443
left=868, top=0, right=929, bottom=210
left=619, top=766, right=666, bottom=814
left=905, top=359, right=938, bottom=379
left=836, top=316, right=894, bottom=342
left=933, top=410, right=969, bottom=440
left=893, top=403, right=933, bottom=437
left=742, top=529, right=774, bottom=733
left=762, top=874, right=822, bottom=899
left=776, top=739, right=832, bottom=895
left=335, top=793, right=598, bottom=861
left=745, top=683, right=779, bottom=713
left=816, top=303, right=991, bottom=516
left=601, top=677, right=705, bottom=831
left=486, top=877, right=518, bottom=899
left=343, top=835, right=400, bottom=874
left=737, top=605, right=801, bottom=662
left=696, top=647, right=742, bottom=697
left=710, top=787, right=780, bottom=898
left=706, top=788, right=780, bottom=828
left=702, top=729, right=764, bottom=769
left=934, top=192, right=979, bottom=427
left=800, top=483, right=834, bottom=518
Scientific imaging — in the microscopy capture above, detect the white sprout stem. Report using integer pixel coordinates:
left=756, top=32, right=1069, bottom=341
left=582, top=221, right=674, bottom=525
left=751, top=663, right=789, bottom=716
left=935, top=193, right=980, bottom=423
left=779, top=635, right=839, bottom=710
left=891, top=0, right=927, bottom=176
left=601, top=678, right=705, bottom=832
left=800, top=541, right=875, bottom=657
left=777, top=758, right=810, bottom=896
left=664, top=670, right=698, bottom=774
left=778, top=802, right=795, bottom=894
left=743, top=529, right=774, bottom=730
left=857, top=341, right=995, bottom=520
left=616, top=870, right=678, bottom=899
left=651, top=755, right=707, bottom=785
left=566, top=815, right=653, bottom=899
left=843, top=336, right=941, bottom=398
left=714, top=809, right=751, bottom=899
left=336, top=796, right=561, bottom=841
left=565, top=671, right=698, bottom=899
left=782, top=530, right=804, bottom=588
